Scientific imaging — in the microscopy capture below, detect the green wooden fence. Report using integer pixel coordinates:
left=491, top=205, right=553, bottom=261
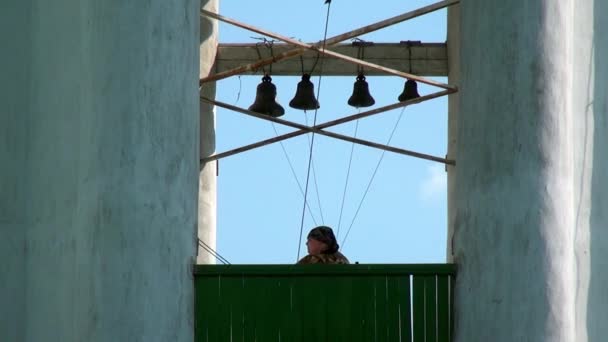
left=194, top=264, right=456, bottom=342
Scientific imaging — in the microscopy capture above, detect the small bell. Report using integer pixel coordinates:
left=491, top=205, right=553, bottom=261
left=289, top=74, right=320, bottom=111
left=398, top=79, right=420, bottom=102
left=347, top=73, right=375, bottom=108
left=248, top=75, right=285, bottom=117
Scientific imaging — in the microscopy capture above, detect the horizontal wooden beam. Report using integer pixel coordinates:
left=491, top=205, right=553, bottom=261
left=201, top=0, right=458, bottom=82
left=215, top=42, right=447, bottom=77
left=204, top=9, right=453, bottom=89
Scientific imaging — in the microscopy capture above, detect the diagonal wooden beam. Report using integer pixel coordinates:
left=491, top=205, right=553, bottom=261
left=200, top=9, right=456, bottom=91
left=200, top=0, right=459, bottom=84
left=200, top=93, right=456, bottom=165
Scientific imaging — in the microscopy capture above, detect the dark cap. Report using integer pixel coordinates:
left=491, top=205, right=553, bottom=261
left=307, top=226, right=339, bottom=254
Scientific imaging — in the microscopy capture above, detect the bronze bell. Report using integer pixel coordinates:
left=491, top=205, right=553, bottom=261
left=398, top=79, right=420, bottom=102
left=248, top=75, right=285, bottom=117
left=289, top=74, right=320, bottom=111
left=347, top=73, right=375, bottom=108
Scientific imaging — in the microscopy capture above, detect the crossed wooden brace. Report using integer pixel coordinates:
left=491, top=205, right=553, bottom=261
left=199, top=0, right=459, bottom=165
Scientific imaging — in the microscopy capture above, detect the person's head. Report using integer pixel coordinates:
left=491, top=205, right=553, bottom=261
left=306, top=226, right=339, bottom=255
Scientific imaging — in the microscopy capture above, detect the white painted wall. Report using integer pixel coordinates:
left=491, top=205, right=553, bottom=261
left=572, top=1, right=608, bottom=341
left=446, top=4, right=459, bottom=263
left=0, top=1, right=199, bottom=341
left=452, top=0, right=575, bottom=340
left=450, top=0, right=608, bottom=341
left=198, top=0, right=219, bottom=264
left=0, top=2, right=30, bottom=340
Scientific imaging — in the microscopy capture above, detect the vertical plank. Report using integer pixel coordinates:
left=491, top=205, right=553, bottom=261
left=254, top=276, right=283, bottom=340
left=412, top=276, right=426, bottom=342
left=386, top=277, right=400, bottom=341
left=291, top=276, right=327, bottom=342
left=221, top=276, right=245, bottom=342
left=194, top=277, right=209, bottom=342
left=398, top=276, right=412, bottom=342
left=373, top=276, right=390, bottom=342
left=276, top=276, right=294, bottom=342
left=424, top=276, right=437, bottom=342
left=436, top=276, right=450, bottom=342
left=449, top=276, right=455, bottom=342
left=195, top=276, right=222, bottom=342
left=288, top=276, right=304, bottom=342
left=346, top=275, right=367, bottom=342
left=360, top=276, right=376, bottom=342
left=325, top=275, right=356, bottom=341
left=217, top=276, right=234, bottom=341
left=241, top=277, right=268, bottom=341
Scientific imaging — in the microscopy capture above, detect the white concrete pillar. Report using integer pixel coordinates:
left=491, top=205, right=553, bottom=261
left=197, top=0, right=218, bottom=264
left=572, top=1, right=608, bottom=341
left=0, top=0, right=198, bottom=341
left=453, top=1, right=576, bottom=341
left=446, top=4, right=460, bottom=261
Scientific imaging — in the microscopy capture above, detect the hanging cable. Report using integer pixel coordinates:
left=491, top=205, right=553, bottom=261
left=299, top=55, right=326, bottom=225
left=303, top=114, right=326, bottom=225
left=296, top=0, right=333, bottom=261
left=198, top=238, right=231, bottom=265
left=270, top=122, right=319, bottom=226
left=341, top=106, right=408, bottom=248
left=310, top=154, right=325, bottom=224
left=337, top=42, right=366, bottom=239
left=336, top=116, right=360, bottom=240
left=253, top=39, right=321, bottom=223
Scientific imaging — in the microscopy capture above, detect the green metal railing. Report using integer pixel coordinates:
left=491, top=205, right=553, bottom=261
left=194, top=264, right=456, bottom=342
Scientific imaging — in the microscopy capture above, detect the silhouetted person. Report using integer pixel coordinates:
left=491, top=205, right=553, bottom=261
left=297, top=226, right=349, bottom=264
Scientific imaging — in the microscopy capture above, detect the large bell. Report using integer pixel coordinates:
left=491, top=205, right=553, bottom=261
left=347, top=73, right=375, bottom=108
left=289, top=74, right=320, bottom=111
left=398, top=79, right=420, bottom=102
left=248, top=75, right=285, bottom=117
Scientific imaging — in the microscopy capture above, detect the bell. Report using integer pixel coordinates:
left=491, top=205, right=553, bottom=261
left=289, top=74, right=320, bottom=111
left=398, top=79, right=420, bottom=102
left=347, top=73, right=375, bottom=108
left=248, top=75, right=285, bottom=117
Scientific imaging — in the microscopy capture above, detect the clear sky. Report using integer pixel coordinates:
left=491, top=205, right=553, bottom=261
left=211, top=0, right=448, bottom=264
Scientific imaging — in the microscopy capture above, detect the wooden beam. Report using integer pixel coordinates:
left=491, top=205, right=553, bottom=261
left=200, top=93, right=455, bottom=165
left=201, top=9, right=455, bottom=90
left=200, top=0, right=459, bottom=83
left=216, top=42, right=447, bottom=77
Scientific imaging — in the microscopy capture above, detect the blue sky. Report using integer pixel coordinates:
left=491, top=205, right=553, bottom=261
left=211, top=0, right=448, bottom=264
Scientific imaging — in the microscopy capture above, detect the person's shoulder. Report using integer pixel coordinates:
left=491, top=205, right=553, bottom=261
left=318, top=251, right=350, bottom=264
left=297, top=254, right=322, bottom=264
left=297, top=252, right=350, bottom=265
left=332, top=251, right=350, bottom=264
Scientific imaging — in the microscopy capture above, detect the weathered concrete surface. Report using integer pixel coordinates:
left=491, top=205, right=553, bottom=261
left=452, top=1, right=577, bottom=341
left=572, top=3, right=595, bottom=341
left=0, top=0, right=199, bottom=341
left=198, top=0, right=218, bottom=264
left=451, top=0, right=608, bottom=341
left=446, top=4, right=459, bottom=264
left=0, top=2, right=30, bottom=340
left=579, top=1, right=608, bottom=341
